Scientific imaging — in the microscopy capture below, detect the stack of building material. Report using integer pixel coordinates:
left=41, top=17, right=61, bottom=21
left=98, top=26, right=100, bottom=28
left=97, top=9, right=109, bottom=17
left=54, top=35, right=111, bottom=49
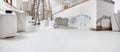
left=111, top=10, right=120, bottom=32
left=0, top=13, right=17, bottom=38
left=14, top=10, right=26, bottom=32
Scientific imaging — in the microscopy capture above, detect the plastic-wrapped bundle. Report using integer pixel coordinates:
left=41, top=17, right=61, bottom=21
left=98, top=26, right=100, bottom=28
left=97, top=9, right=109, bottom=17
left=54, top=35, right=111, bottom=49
left=54, top=17, right=68, bottom=28
left=96, top=15, right=111, bottom=31
left=55, top=17, right=62, bottom=26
left=68, top=14, right=91, bottom=29
left=0, top=13, right=17, bottom=38
left=14, top=10, right=26, bottom=32
left=111, top=10, right=120, bottom=32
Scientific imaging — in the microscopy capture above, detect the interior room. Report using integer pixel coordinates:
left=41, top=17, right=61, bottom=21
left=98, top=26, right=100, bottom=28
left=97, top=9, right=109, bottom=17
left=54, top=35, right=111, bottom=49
left=0, top=0, right=120, bottom=52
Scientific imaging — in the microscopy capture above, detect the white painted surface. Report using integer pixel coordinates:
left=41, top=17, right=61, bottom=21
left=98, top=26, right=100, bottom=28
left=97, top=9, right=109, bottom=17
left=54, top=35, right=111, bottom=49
left=0, top=0, right=33, bottom=32
left=52, top=4, right=63, bottom=14
left=0, top=13, right=17, bottom=38
left=0, top=0, right=17, bottom=12
left=97, top=0, right=114, bottom=19
left=0, top=0, right=12, bottom=11
left=0, top=29, right=120, bottom=52
left=53, top=0, right=97, bottom=29
left=53, top=0, right=114, bottom=29
left=14, top=10, right=33, bottom=32
left=25, top=15, right=33, bottom=32
left=14, top=11, right=26, bottom=32
left=12, top=0, right=17, bottom=8
left=15, top=0, right=23, bottom=10
left=52, top=0, right=86, bottom=14
left=114, top=0, right=120, bottom=13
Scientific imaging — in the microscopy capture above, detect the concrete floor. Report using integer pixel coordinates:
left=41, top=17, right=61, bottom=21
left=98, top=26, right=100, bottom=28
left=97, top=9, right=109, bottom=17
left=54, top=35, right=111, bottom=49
left=0, top=29, right=120, bottom=52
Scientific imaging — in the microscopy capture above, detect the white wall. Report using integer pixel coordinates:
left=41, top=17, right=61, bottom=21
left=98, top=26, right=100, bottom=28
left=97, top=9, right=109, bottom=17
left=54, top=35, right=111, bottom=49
left=53, top=0, right=97, bottom=29
left=97, top=0, right=114, bottom=19
left=50, top=0, right=63, bottom=9
left=16, top=0, right=23, bottom=10
left=12, top=0, right=16, bottom=8
left=52, top=4, right=63, bottom=14
left=114, top=0, right=120, bottom=13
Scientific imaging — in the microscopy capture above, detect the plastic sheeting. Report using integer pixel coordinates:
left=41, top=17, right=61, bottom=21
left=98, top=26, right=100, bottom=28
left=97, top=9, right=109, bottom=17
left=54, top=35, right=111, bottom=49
left=111, top=11, right=120, bottom=31
left=0, top=13, right=17, bottom=38
left=14, top=10, right=26, bottom=32
left=68, top=14, right=91, bottom=29
left=54, top=14, right=91, bottom=29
